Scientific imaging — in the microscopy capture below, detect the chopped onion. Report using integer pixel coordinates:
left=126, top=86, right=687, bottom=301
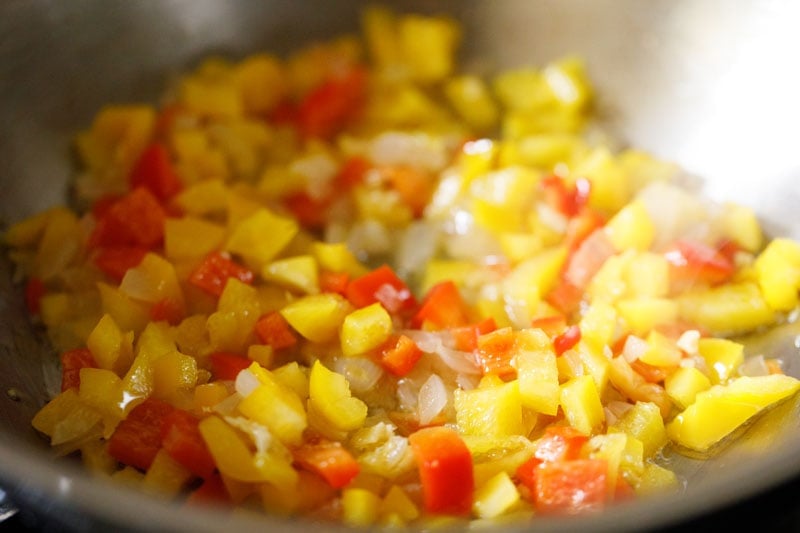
left=212, top=392, right=243, bottom=417
left=564, top=229, right=616, bottom=288
left=622, top=335, right=648, bottom=363
left=403, top=330, right=481, bottom=375
left=370, top=132, right=447, bottom=171
left=290, top=153, right=338, bottom=201
left=676, top=329, right=701, bottom=356
left=456, top=373, right=479, bottom=391
left=119, top=267, right=161, bottom=303
left=537, top=203, right=568, bottom=234
left=334, top=357, right=383, bottom=394
left=235, top=369, right=260, bottom=398
left=396, top=378, right=419, bottom=411
left=636, top=181, right=712, bottom=250
left=739, top=355, right=770, bottom=377
left=604, top=401, right=634, bottom=425
left=418, top=374, right=448, bottom=425
left=224, top=416, right=272, bottom=456
left=395, top=221, right=440, bottom=279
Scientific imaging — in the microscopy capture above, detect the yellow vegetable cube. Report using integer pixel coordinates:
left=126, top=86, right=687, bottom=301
left=698, top=338, right=744, bottom=385
left=193, top=382, right=229, bottom=413
left=342, top=488, right=382, bottom=527
left=609, top=401, right=667, bottom=459
left=174, top=179, right=229, bottom=216
left=272, top=362, right=310, bottom=400
left=398, top=14, right=460, bottom=83
left=143, top=449, right=193, bottom=497
left=625, top=252, right=670, bottom=298
left=638, top=331, right=682, bottom=368
left=677, top=282, right=776, bottom=336
left=560, top=375, right=605, bottom=435
left=86, top=313, right=134, bottom=374
left=516, top=329, right=560, bottom=416
left=635, top=462, right=679, bottom=496
left=119, top=253, right=185, bottom=308
left=664, top=366, right=712, bottom=409
left=667, top=374, right=800, bottom=452
left=341, top=303, right=393, bottom=357
left=238, top=364, right=307, bottom=446
left=151, top=351, right=198, bottom=399
left=262, top=255, right=319, bottom=294
left=617, top=297, right=679, bottom=337
left=225, top=208, right=299, bottom=269
left=586, top=432, right=644, bottom=498
left=719, top=202, right=763, bottom=253
left=97, top=282, right=150, bottom=335
left=380, top=485, right=419, bottom=524
left=280, top=293, right=351, bottom=344
left=604, top=200, right=655, bottom=251
left=311, top=242, right=368, bottom=278
left=179, top=77, right=242, bottom=118
left=444, top=75, right=499, bottom=131
left=454, top=380, right=524, bottom=437
left=472, top=471, right=520, bottom=519
left=234, top=53, right=286, bottom=114
left=308, top=360, right=368, bottom=433
left=164, top=217, right=226, bottom=262
left=754, top=238, right=800, bottom=311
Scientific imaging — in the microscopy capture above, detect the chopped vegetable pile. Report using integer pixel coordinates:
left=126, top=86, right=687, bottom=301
left=5, top=5, right=800, bottom=527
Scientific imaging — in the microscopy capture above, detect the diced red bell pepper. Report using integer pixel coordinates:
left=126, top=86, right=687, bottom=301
left=319, top=270, right=350, bottom=296
left=346, top=264, right=416, bottom=315
left=108, top=398, right=176, bottom=471
left=379, top=334, right=424, bottom=377
left=553, top=325, right=581, bottom=356
left=630, top=359, right=673, bottom=383
left=129, top=143, right=183, bottom=202
left=475, top=326, right=517, bottom=377
left=452, top=317, right=497, bottom=353
left=149, top=297, right=185, bottom=326
left=564, top=207, right=606, bottom=253
left=185, top=474, right=230, bottom=506
left=254, top=311, right=298, bottom=351
left=283, top=191, right=331, bottom=230
left=335, top=156, right=371, bottom=190
left=614, top=475, right=636, bottom=502
left=209, top=352, right=251, bottom=381
left=534, top=459, right=608, bottom=515
left=160, top=408, right=216, bottom=479
left=411, top=280, right=471, bottom=329
left=60, top=348, right=97, bottom=392
left=91, top=193, right=121, bottom=220
left=534, top=425, right=589, bottom=463
left=408, top=426, right=474, bottom=516
left=88, top=187, right=166, bottom=249
left=24, top=277, right=45, bottom=315
left=663, top=239, right=735, bottom=287
left=297, top=66, right=367, bottom=139
left=380, top=165, right=434, bottom=218
left=546, top=278, right=584, bottom=316
left=188, top=251, right=254, bottom=298
left=93, top=246, right=148, bottom=282
left=540, top=175, right=591, bottom=218
left=293, top=439, right=360, bottom=489
left=562, top=229, right=616, bottom=290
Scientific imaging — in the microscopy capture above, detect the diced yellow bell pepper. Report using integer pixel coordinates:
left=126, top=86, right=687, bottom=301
left=625, top=251, right=670, bottom=298
left=262, top=255, right=319, bottom=294
left=573, top=147, right=630, bottom=214
left=3, top=206, right=67, bottom=248
left=120, top=253, right=185, bottom=309
left=754, top=238, right=800, bottom=312
left=466, top=435, right=535, bottom=488
left=80, top=439, right=117, bottom=476
left=470, top=167, right=541, bottom=233
left=542, top=56, right=593, bottom=110
left=454, top=380, right=524, bottom=437
left=667, top=374, right=800, bottom=452
left=272, top=362, right=310, bottom=400
left=342, top=487, right=382, bottom=527
left=151, top=351, right=198, bottom=400
left=588, top=252, right=631, bottom=304
left=609, top=401, right=667, bottom=459
left=225, top=208, right=299, bottom=269
left=586, top=432, right=644, bottom=498
left=560, top=375, right=605, bottom=435
left=174, top=179, right=229, bottom=216
left=340, top=303, right=393, bottom=357
left=617, top=298, right=679, bottom=337
left=516, top=329, right=560, bottom=416
left=444, top=75, right=499, bottom=131
left=179, top=76, right=242, bottom=118
left=164, top=217, right=226, bottom=262
left=142, top=449, right=193, bottom=497
left=719, top=202, right=763, bottom=253
left=380, top=485, right=420, bottom=524
left=122, top=321, right=177, bottom=401
left=258, top=470, right=335, bottom=516
left=308, top=360, right=368, bottom=434
left=698, top=338, right=744, bottom=385
left=638, top=330, right=682, bottom=368
left=193, top=382, right=229, bottom=413
left=501, top=246, right=567, bottom=322
left=238, top=363, right=307, bottom=446
left=207, top=278, right=262, bottom=353
left=664, top=366, right=711, bottom=409
left=579, top=300, right=618, bottom=349
left=86, top=314, right=134, bottom=374
left=247, top=344, right=274, bottom=368
left=635, top=462, right=679, bottom=496
left=677, top=282, right=776, bottom=336
left=472, top=471, right=520, bottom=519
left=280, top=293, right=352, bottom=344
left=398, top=14, right=460, bottom=84
left=32, top=208, right=83, bottom=281
left=78, top=367, right=124, bottom=436
left=576, top=340, right=611, bottom=395
left=604, top=200, right=655, bottom=251
left=311, top=242, right=368, bottom=278
left=198, top=415, right=297, bottom=486
left=234, top=53, right=286, bottom=115
left=97, top=282, right=150, bottom=335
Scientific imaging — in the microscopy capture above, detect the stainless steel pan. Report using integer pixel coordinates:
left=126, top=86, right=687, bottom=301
left=2, top=1, right=800, bottom=531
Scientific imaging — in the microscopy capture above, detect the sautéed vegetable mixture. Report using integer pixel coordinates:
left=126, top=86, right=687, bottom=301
left=5, top=5, right=800, bottom=526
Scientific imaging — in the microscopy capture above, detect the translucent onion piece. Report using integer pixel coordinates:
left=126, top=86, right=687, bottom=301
left=395, top=221, right=440, bottom=279
left=235, top=369, right=260, bottom=398
left=403, top=330, right=481, bottom=375
left=622, top=335, right=648, bottom=363
left=739, top=355, right=770, bottom=377
left=224, top=416, right=272, bottom=456
left=418, top=374, right=448, bottom=425
left=396, top=378, right=419, bottom=411
left=334, top=356, right=383, bottom=394
left=119, top=268, right=162, bottom=303
left=676, top=329, right=701, bottom=356
left=212, top=392, right=243, bottom=417
left=370, top=132, right=447, bottom=172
